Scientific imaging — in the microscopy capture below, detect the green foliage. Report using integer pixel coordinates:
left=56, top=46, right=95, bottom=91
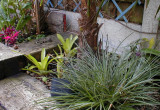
left=0, top=0, right=32, bottom=31
left=40, top=44, right=160, bottom=110
left=142, top=48, right=160, bottom=56
left=36, top=34, right=46, bottom=39
left=53, top=45, right=64, bottom=78
left=142, top=38, right=155, bottom=49
left=22, top=48, right=54, bottom=75
left=17, top=34, right=46, bottom=43
left=51, top=34, right=78, bottom=78
left=141, top=38, right=160, bottom=57
left=16, top=15, right=32, bottom=31
left=42, top=77, right=48, bottom=83
left=57, top=34, right=78, bottom=58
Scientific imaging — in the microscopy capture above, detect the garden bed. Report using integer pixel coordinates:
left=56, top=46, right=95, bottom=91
left=0, top=32, right=73, bottom=80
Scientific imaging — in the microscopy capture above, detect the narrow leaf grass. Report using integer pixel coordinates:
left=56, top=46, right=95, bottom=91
left=39, top=44, right=160, bottom=110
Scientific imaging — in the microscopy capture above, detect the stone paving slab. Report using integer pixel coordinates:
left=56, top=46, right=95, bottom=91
left=17, top=32, right=72, bottom=55
left=0, top=73, right=50, bottom=110
left=0, top=43, right=21, bottom=61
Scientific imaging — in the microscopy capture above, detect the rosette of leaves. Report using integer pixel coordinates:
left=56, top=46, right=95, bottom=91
left=57, top=34, right=78, bottom=58
left=22, top=48, right=54, bottom=76
left=50, top=34, right=78, bottom=78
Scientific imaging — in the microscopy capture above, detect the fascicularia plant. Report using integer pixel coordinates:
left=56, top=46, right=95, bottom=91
left=0, top=26, right=19, bottom=46
left=38, top=42, right=160, bottom=110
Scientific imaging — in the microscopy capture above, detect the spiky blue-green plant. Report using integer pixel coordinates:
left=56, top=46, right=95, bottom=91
left=39, top=43, right=160, bottom=110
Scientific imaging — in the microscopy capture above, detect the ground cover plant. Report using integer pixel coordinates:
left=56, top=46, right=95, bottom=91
left=0, top=0, right=41, bottom=46
left=39, top=42, right=160, bottom=110
left=0, top=0, right=32, bottom=31
left=23, top=34, right=78, bottom=89
left=0, top=26, right=19, bottom=46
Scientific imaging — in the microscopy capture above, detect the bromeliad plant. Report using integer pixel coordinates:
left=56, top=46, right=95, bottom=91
left=53, top=44, right=64, bottom=78
left=50, top=34, right=78, bottom=78
left=0, top=26, right=19, bottom=45
left=23, top=48, right=54, bottom=76
left=57, top=34, right=78, bottom=58
left=40, top=43, right=160, bottom=110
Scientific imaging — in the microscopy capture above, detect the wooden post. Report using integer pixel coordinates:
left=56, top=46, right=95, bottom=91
left=35, top=0, right=41, bottom=34
left=142, top=0, right=160, bottom=38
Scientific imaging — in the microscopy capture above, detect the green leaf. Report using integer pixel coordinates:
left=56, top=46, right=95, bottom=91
left=22, top=2, right=32, bottom=10
left=148, top=38, right=155, bottom=49
left=70, top=48, right=77, bottom=56
left=41, top=56, right=49, bottom=70
left=16, top=14, right=25, bottom=30
left=41, top=48, right=46, bottom=62
left=142, top=48, right=160, bottom=56
left=57, top=34, right=65, bottom=44
left=25, top=54, right=42, bottom=70
left=42, top=77, right=47, bottom=83
left=16, top=15, right=32, bottom=30
left=28, top=65, right=37, bottom=70
left=8, top=8, right=16, bottom=14
left=46, top=58, right=54, bottom=70
left=40, top=0, right=44, bottom=6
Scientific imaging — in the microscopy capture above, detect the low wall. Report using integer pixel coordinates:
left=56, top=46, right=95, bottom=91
left=47, top=9, right=143, bottom=53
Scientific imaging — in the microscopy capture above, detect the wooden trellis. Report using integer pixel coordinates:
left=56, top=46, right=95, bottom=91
left=46, top=0, right=142, bottom=23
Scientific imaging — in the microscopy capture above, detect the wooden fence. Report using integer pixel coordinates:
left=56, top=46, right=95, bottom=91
left=46, top=0, right=144, bottom=24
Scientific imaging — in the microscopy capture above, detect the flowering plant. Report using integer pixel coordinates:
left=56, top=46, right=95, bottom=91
left=0, top=26, right=19, bottom=46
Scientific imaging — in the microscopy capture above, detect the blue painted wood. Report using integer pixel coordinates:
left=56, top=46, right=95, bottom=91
left=102, top=0, right=108, bottom=7
left=73, top=0, right=81, bottom=12
left=47, top=0, right=54, bottom=8
left=138, top=0, right=141, bottom=5
left=112, top=0, right=128, bottom=22
left=115, top=1, right=136, bottom=21
left=46, top=0, right=141, bottom=22
left=97, top=0, right=108, bottom=18
left=112, top=0, right=141, bottom=23
left=57, top=0, right=64, bottom=8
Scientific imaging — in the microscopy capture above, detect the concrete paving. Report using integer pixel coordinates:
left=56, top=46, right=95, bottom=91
left=0, top=43, right=21, bottom=61
left=0, top=73, right=50, bottom=110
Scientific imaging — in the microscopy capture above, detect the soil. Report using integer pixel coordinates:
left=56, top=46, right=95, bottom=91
left=26, top=71, right=57, bottom=90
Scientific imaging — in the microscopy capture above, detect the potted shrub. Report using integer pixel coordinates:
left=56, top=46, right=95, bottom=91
left=39, top=42, right=160, bottom=110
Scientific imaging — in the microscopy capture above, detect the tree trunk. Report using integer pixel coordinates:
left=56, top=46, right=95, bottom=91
left=78, top=0, right=102, bottom=51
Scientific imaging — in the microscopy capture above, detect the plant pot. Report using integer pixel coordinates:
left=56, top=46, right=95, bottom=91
left=51, top=78, right=73, bottom=96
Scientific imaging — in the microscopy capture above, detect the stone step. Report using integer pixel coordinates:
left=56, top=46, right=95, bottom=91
left=0, top=73, right=51, bottom=110
left=0, top=32, right=74, bottom=80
